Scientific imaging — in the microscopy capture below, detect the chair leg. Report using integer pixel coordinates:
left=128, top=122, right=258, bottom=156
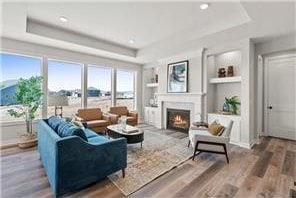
left=192, top=142, right=199, bottom=161
left=223, top=144, right=229, bottom=164
left=122, top=168, right=125, bottom=178
left=187, top=140, right=190, bottom=148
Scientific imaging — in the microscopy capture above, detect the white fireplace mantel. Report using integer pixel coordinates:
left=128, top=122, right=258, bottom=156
left=155, top=92, right=206, bottom=128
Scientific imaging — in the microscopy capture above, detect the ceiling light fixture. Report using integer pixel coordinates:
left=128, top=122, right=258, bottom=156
left=59, top=16, right=68, bottom=22
left=200, top=3, right=209, bottom=10
left=129, top=39, right=135, bottom=44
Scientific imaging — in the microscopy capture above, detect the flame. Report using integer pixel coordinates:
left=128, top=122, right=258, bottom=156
left=173, top=115, right=187, bottom=126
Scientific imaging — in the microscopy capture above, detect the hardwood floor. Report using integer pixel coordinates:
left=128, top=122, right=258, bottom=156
left=1, top=135, right=295, bottom=198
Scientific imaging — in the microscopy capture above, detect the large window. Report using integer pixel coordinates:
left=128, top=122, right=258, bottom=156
left=116, top=70, right=135, bottom=110
left=0, top=53, right=41, bottom=122
left=87, top=66, right=112, bottom=112
left=47, top=60, right=82, bottom=118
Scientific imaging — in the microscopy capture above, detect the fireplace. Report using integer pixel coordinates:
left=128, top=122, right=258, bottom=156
left=167, top=108, right=190, bottom=133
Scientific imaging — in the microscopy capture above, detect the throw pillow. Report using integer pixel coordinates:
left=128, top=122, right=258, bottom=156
left=208, top=121, right=225, bottom=136
left=71, top=120, right=85, bottom=129
left=48, top=116, right=62, bottom=131
left=57, top=122, right=87, bottom=141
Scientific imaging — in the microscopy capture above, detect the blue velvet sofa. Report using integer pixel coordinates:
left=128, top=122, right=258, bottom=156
left=37, top=117, right=127, bottom=196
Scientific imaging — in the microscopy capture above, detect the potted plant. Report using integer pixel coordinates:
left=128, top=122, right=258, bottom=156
left=8, top=76, right=43, bottom=148
left=223, top=96, right=241, bottom=115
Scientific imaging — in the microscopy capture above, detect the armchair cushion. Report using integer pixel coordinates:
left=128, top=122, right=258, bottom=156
left=86, top=120, right=109, bottom=128
left=127, top=116, right=137, bottom=121
left=109, top=106, right=128, bottom=116
left=78, top=108, right=102, bottom=121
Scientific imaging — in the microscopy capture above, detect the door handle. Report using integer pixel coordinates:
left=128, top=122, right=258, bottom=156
left=268, top=106, right=272, bottom=110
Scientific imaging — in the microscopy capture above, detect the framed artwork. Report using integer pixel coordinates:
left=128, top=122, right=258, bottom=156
left=167, top=60, right=188, bottom=93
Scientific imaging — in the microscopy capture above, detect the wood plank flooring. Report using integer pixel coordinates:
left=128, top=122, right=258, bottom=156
left=1, top=128, right=295, bottom=198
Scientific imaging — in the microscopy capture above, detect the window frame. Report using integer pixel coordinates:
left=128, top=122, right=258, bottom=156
left=0, top=51, right=138, bottom=126
left=86, top=64, right=113, bottom=111
left=115, top=68, right=136, bottom=110
left=47, top=58, right=84, bottom=118
left=0, top=51, right=43, bottom=125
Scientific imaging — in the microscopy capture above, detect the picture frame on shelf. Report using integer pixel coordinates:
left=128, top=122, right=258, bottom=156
left=167, top=60, right=188, bottom=93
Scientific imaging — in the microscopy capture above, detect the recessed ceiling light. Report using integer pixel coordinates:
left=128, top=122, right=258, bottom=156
left=59, top=16, right=68, bottom=22
left=129, top=39, right=135, bottom=44
left=200, top=3, right=209, bottom=10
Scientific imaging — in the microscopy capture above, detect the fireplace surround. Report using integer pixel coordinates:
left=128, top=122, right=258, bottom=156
left=167, top=108, right=190, bottom=133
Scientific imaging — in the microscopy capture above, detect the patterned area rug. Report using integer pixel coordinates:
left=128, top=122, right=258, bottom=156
left=108, top=126, right=193, bottom=196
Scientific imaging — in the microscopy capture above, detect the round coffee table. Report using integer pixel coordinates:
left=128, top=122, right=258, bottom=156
left=107, top=124, right=144, bottom=147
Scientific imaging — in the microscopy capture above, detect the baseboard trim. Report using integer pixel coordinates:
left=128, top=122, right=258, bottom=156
left=0, top=142, right=18, bottom=149
left=230, top=139, right=258, bottom=149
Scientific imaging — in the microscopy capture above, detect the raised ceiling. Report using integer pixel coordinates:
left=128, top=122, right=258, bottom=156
left=1, top=1, right=295, bottom=64
left=26, top=2, right=250, bottom=49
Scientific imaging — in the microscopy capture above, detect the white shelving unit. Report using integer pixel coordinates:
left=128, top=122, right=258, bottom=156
left=146, top=83, right=159, bottom=87
left=206, top=50, right=242, bottom=115
left=209, top=76, right=242, bottom=84
left=206, top=50, right=243, bottom=146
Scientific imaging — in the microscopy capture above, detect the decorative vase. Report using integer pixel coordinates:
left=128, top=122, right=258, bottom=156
left=223, top=103, right=230, bottom=112
left=121, top=115, right=127, bottom=130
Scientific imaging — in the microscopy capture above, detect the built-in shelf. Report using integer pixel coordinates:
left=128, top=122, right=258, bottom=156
left=208, top=112, right=241, bottom=118
left=209, top=76, right=242, bottom=84
left=146, top=83, right=159, bottom=87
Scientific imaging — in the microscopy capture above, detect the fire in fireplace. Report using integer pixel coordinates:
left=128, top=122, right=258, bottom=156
left=167, top=108, right=190, bottom=133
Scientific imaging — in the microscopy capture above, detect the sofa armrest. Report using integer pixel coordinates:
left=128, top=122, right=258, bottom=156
left=55, top=136, right=127, bottom=194
left=128, top=111, right=138, bottom=118
left=108, top=113, right=120, bottom=124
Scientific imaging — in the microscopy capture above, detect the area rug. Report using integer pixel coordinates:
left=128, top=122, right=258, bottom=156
left=108, top=129, right=193, bottom=196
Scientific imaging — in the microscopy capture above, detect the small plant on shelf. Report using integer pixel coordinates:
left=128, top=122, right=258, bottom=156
left=223, top=96, right=241, bottom=115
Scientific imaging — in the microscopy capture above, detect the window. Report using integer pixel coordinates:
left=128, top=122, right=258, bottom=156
left=87, top=65, right=112, bottom=112
left=47, top=60, right=82, bottom=118
left=0, top=52, right=41, bottom=122
left=116, top=70, right=135, bottom=110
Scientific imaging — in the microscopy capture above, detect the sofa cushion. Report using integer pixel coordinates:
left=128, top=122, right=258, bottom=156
left=86, top=120, right=109, bottom=128
left=78, top=108, right=102, bottom=121
left=110, top=106, right=128, bottom=116
left=48, top=116, right=63, bottom=131
left=84, top=129, right=98, bottom=138
left=57, top=122, right=87, bottom=141
left=88, top=136, right=109, bottom=144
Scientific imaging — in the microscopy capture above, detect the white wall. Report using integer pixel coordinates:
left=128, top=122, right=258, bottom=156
left=254, top=33, right=296, bottom=138
left=0, top=37, right=143, bottom=145
left=156, top=50, right=204, bottom=94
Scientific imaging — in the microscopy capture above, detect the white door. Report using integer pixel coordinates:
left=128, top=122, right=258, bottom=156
left=265, top=53, right=296, bottom=140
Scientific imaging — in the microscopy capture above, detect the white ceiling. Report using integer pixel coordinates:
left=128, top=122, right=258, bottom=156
left=1, top=1, right=295, bottom=64
left=26, top=2, right=250, bottom=49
